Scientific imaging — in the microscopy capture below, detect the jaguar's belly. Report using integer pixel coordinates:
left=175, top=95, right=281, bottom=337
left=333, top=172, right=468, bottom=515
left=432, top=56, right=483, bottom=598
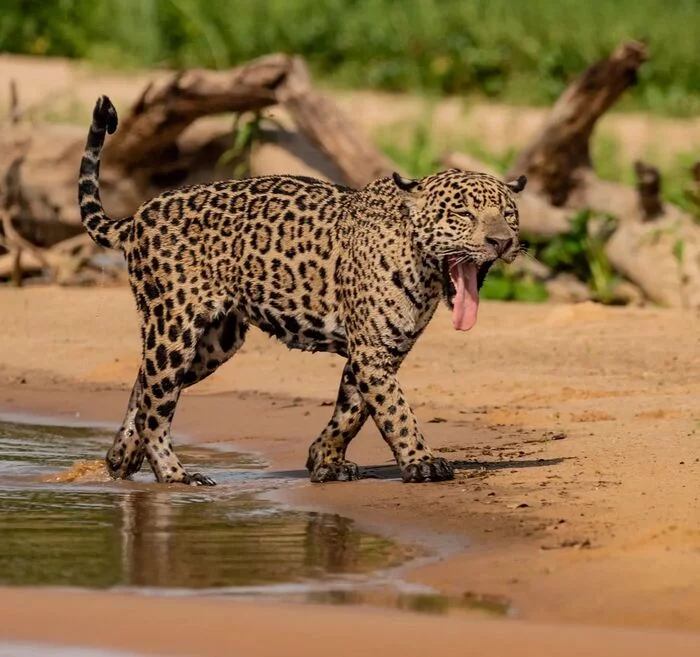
left=249, top=305, right=348, bottom=356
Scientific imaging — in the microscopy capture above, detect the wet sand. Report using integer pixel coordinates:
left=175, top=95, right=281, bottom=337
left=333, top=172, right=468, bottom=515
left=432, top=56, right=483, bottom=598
left=4, top=588, right=700, bottom=657
left=1, top=286, right=700, bottom=654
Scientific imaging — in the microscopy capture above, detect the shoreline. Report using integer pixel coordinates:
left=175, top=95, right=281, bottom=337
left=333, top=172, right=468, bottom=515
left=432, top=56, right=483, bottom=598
left=1, top=287, right=700, bottom=653
left=2, top=369, right=699, bottom=631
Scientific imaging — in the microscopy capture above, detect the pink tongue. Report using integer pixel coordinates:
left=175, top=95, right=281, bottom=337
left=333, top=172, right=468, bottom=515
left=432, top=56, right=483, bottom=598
left=449, top=258, right=479, bottom=331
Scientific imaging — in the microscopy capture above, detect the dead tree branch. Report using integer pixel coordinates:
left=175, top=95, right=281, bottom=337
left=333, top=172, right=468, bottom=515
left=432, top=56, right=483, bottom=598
left=104, top=54, right=292, bottom=172
left=508, top=41, right=649, bottom=206
left=276, top=57, right=398, bottom=187
left=633, top=160, right=663, bottom=220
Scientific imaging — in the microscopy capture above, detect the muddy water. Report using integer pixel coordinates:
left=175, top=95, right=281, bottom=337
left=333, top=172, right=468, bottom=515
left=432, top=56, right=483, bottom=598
left=0, top=419, right=416, bottom=591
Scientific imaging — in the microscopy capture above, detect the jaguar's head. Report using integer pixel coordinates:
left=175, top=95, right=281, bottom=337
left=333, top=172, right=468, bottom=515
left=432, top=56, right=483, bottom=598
left=393, top=168, right=526, bottom=331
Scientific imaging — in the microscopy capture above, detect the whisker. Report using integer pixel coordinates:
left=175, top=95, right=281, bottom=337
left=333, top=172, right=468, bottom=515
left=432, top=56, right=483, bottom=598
left=518, top=249, right=538, bottom=263
left=516, top=242, right=539, bottom=262
left=437, top=249, right=468, bottom=258
left=453, top=254, right=472, bottom=266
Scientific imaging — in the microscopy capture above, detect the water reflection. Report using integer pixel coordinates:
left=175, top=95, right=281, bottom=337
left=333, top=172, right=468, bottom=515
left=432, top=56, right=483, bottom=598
left=0, top=418, right=513, bottom=619
left=0, top=419, right=409, bottom=590
left=0, top=488, right=408, bottom=589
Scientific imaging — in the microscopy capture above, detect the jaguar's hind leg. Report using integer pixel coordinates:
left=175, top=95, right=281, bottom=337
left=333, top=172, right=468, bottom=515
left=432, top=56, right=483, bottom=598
left=106, top=312, right=248, bottom=480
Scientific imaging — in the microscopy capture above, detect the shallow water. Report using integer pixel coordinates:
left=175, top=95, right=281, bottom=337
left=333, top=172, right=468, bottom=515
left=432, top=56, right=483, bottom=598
left=0, top=417, right=510, bottom=624
left=0, top=419, right=414, bottom=591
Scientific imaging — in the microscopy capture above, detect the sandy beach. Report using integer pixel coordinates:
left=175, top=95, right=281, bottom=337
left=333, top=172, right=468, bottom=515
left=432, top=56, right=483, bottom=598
left=1, top=286, right=699, bottom=655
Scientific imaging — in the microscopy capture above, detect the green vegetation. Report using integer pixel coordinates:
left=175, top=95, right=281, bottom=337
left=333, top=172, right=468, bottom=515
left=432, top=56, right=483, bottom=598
left=379, top=118, right=700, bottom=304
left=3, top=0, right=700, bottom=115
left=479, top=263, right=550, bottom=304
left=536, top=210, right=619, bottom=304
left=220, top=111, right=282, bottom=178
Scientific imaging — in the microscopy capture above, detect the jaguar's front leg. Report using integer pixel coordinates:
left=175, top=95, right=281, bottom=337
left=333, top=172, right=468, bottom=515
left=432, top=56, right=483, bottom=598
left=306, top=361, right=370, bottom=482
left=349, top=347, right=454, bottom=483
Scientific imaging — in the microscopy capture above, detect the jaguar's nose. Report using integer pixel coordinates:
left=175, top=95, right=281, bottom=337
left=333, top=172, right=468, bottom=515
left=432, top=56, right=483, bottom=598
left=486, top=236, right=514, bottom=256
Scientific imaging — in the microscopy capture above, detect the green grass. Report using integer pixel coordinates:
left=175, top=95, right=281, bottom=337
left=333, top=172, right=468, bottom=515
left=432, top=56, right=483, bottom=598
left=3, top=0, right=700, bottom=115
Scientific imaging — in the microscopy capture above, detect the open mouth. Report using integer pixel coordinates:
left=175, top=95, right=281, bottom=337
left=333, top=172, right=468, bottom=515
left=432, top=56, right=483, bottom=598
left=442, top=257, right=495, bottom=332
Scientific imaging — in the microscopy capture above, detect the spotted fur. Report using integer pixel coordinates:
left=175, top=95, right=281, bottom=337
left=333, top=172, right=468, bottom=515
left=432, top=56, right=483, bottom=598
left=79, top=95, right=526, bottom=486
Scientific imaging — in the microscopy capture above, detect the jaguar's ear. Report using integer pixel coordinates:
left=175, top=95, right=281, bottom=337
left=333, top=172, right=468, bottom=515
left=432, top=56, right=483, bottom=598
left=506, top=175, right=527, bottom=194
left=392, top=172, right=420, bottom=192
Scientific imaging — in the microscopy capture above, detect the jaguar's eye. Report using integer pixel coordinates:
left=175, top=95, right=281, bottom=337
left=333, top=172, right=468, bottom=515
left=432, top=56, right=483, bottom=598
left=452, top=209, right=475, bottom=220
left=503, top=211, right=515, bottom=221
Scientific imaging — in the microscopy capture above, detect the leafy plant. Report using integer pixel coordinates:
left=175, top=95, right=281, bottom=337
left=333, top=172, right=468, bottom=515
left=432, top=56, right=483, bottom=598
left=536, top=209, right=618, bottom=303
left=219, top=111, right=282, bottom=179
left=480, top=263, right=549, bottom=303
left=672, top=238, right=685, bottom=265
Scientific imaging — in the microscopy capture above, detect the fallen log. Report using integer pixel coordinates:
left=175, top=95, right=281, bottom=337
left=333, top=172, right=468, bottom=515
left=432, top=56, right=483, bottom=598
left=0, top=52, right=397, bottom=255
left=249, top=127, right=346, bottom=182
left=444, top=41, right=700, bottom=309
left=605, top=161, right=700, bottom=308
left=275, top=57, right=397, bottom=187
left=0, top=231, right=115, bottom=284
left=605, top=213, right=700, bottom=308
left=1, top=151, right=54, bottom=285
left=105, top=53, right=397, bottom=188
left=442, top=42, right=670, bottom=232
left=103, top=54, right=290, bottom=173
left=0, top=121, right=141, bottom=244
left=444, top=141, right=700, bottom=308
left=508, top=41, right=649, bottom=207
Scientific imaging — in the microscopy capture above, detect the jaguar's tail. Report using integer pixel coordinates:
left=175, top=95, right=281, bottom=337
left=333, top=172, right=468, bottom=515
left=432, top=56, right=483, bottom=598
left=78, top=95, right=131, bottom=250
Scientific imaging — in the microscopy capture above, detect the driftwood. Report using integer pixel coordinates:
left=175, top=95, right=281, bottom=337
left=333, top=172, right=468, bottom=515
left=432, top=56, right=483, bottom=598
left=0, top=55, right=297, bottom=245
left=2, top=44, right=700, bottom=308
left=103, top=54, right=289, bottom=174
left=0, top=53, right=398, bottom=257
left=441, top=43, right=658, bottom=234
left=0, top=232, right=118, bottom=284
left=508, top=41, right=649, bottom=207
left=1, top=152, right=53, bottom=285
left=275, top=57, right=397, bottom=187
left=1, top=209, right=53, bottom=285
left=0, top=99, right=121, bottom=284
left=442, top=41, right=700, bottom=308
left=0, top=86, right=39, bottom=285
left=633, top=160, right=663, bottom=220
left=104, top=53, right=396, bottom=189
left=605, top=213, right=700, bottom=308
